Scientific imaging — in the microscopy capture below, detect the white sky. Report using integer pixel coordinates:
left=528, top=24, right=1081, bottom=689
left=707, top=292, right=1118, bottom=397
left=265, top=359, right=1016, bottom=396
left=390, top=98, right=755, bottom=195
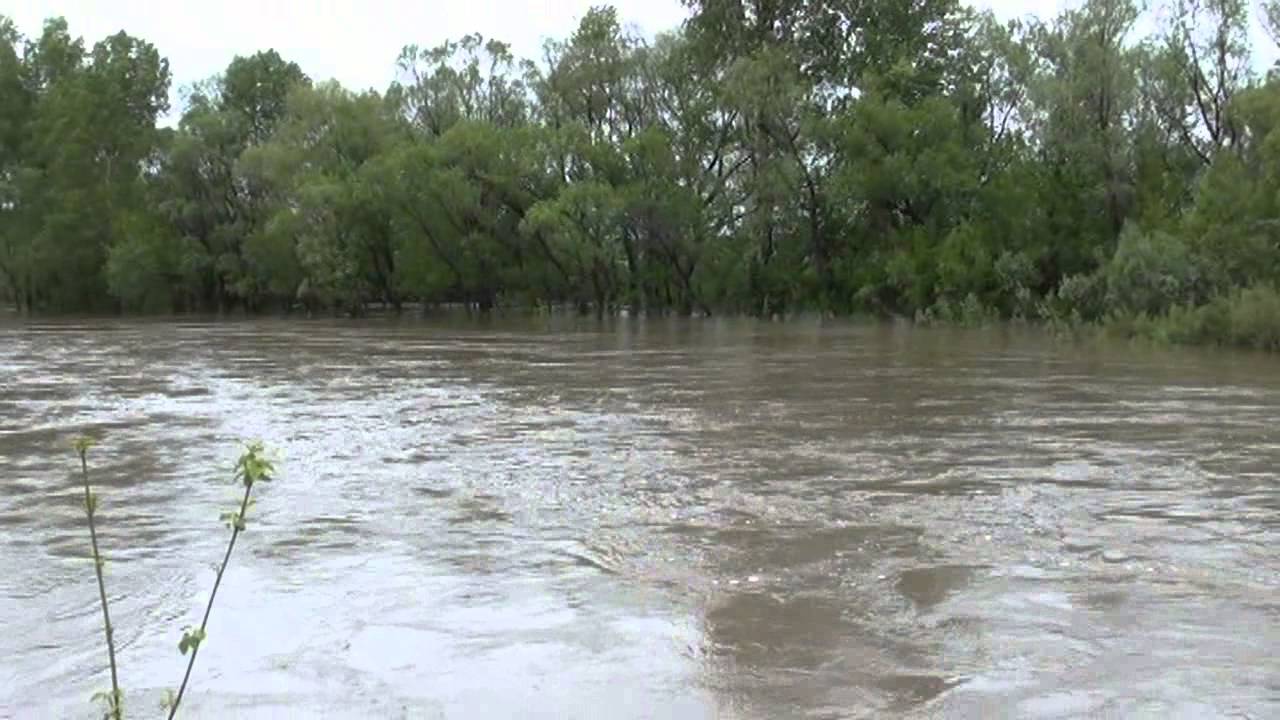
left=0, top=0, right=1275, bottom=121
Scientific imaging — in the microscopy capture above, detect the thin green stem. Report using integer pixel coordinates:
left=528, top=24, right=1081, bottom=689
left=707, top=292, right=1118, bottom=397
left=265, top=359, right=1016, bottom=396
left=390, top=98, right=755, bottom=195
left=167, top=479, right=254, bottom=720
left=79, top=448, right=122, bottom=720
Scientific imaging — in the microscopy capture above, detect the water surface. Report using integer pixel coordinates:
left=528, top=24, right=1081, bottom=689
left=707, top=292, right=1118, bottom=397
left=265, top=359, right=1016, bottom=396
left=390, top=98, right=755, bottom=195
left=1, top=317, right=1277, bottom=718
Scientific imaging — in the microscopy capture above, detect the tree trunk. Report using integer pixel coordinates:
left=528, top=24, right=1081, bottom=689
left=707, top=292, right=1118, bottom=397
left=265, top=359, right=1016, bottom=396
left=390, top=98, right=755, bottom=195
left=807, top=181, right=829, bottom=304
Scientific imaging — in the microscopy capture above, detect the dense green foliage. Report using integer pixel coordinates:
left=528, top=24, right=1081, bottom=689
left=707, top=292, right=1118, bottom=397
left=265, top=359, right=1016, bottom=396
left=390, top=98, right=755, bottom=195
left=3, top=3, right=1280, bottom=346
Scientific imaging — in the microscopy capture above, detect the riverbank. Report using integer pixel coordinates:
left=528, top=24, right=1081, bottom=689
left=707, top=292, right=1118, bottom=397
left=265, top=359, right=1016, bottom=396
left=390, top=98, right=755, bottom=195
left=7, top=291, right=1280, bottom=354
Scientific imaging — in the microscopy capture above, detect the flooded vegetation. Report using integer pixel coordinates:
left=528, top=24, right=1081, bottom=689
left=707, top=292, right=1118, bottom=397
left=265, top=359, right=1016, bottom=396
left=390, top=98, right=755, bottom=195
left=7, top=3, right=1280, bottom=352
left=1, top=317, right=1277, bottom=718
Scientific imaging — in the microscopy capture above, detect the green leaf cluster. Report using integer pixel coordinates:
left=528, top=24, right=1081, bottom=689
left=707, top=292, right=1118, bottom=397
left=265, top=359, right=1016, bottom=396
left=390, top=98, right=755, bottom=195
left=90, top=688, right=123, bottom=720
left=177, top=627, right=205, bottom=656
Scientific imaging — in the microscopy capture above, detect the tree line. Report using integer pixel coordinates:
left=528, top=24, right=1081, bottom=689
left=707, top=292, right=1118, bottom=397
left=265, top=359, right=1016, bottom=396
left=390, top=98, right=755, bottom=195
left=3, top=2, right=1280, bottom=345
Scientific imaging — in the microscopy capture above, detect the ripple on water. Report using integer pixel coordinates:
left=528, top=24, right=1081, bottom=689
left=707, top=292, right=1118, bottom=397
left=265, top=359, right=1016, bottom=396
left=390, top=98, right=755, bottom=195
left=2, top=319, right=1279, bottom=719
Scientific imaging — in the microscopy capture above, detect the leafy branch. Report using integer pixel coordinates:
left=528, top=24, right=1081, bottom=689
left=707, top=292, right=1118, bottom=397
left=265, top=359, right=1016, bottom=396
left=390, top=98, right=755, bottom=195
left=166, top=441, right=275, bottom=719
left=73, top=438, right=278, bottom=718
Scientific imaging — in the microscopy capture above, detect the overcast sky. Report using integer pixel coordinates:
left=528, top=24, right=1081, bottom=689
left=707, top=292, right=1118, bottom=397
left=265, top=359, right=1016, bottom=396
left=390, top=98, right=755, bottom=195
left=1, top=0, right=1275, bottom=119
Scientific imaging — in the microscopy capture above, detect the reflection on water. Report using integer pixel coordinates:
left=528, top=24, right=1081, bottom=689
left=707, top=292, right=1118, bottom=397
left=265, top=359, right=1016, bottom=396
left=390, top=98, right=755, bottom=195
left=1, top=316, right=1277, bottom=718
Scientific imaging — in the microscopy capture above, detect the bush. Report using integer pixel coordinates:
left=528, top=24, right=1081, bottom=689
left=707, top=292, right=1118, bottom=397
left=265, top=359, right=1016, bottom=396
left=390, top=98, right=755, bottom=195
left=1103, top=224, right=1203, bottom=316
left=994, top=250, right=1040, bottom=319
left=1225, top=285, right=1280, bottom=350
left=105, top=219, right=183, bottom=312
left=919, top=292, right=996, bottom=326
left=1105, top=285, right=1280, bottom=350
left=934, top=223, right=995, bottom=305
left=1040, top=271, right=1105, bottom=323
left=1105, top=304, right=1220, bottom=347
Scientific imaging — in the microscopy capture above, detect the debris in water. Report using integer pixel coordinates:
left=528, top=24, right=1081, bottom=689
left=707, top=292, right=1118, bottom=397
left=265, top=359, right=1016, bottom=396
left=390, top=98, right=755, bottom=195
left=1102, top=550, right=1130, bottom=564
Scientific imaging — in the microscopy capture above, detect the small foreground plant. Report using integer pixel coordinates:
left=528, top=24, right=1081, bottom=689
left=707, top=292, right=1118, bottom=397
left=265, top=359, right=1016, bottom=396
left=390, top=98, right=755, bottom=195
left=75, top=436, right=123, bottom=720
left=74, top=438, right=277, bottom=719
left=166, top=441, right=275, bottom=719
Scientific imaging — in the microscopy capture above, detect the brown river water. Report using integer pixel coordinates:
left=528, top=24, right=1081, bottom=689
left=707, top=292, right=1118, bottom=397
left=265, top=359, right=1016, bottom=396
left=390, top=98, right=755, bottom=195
left=0, top=317, right=1276, bottom=719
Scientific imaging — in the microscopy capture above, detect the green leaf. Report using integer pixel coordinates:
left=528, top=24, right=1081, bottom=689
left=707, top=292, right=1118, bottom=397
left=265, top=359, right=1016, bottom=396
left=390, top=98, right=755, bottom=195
left=179, top=626, right=206, bottom=655
left=220, top=510, right=246, bottom=530
left=234, top=441, right=277, bottom=486
left=73, top=436, right=98, bottom=454
left=91, top=688, right=123, bottom=718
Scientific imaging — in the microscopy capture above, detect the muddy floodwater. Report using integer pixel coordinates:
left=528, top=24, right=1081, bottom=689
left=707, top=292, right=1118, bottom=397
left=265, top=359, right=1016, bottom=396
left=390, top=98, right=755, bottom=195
left=1, top=317, right=1277, bottom=719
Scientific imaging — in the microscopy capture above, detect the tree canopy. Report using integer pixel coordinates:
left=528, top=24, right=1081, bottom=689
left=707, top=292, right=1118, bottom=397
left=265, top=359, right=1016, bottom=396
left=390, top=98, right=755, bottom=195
left=2, top=4, right=1280, bottom=345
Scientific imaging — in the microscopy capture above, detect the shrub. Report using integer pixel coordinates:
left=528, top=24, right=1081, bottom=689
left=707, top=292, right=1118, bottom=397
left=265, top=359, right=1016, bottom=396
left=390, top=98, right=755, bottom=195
left=1103, top=224, right=1203, bottom=316
left=1225, top=285, right=1280, bottom=350
left=1104, top=285, right=1280, bottom=351
left=994, top=250, right=1040, bottom=319
left=1041, top=271, right=1105, bottom=323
